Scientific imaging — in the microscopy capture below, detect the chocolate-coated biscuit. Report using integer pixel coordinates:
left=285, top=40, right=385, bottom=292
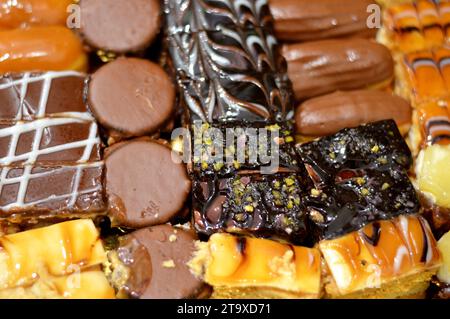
left=114, top=224, right=206, bottom=299
left=87, top=58, right=175, bottom=142
left=80, top=0, right=161, bottom=53
left=105, top=139, right=191, bottom=228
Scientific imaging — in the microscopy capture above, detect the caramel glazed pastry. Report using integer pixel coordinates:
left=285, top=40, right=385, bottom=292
left=392, top=25, right=450, bottom=237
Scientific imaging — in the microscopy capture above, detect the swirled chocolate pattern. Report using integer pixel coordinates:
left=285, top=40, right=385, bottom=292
left=165, top=0, right=293, bottom=122
left=165, top=0, right=273, bottom=33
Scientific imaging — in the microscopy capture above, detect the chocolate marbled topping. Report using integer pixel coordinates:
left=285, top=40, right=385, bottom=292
left=165, top=0, right=293, bottom=123
left=193, top=172, right=312, bottom=245
left=165, top=0, right=273, bottom=33
left=297, top=120, right=419, bottom=241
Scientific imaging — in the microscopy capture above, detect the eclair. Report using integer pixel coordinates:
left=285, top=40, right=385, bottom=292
left=295, top=90, right=412, bottom=138
left=282, top=39, right=394, bottom=101
left=0, top=0, right=73, bottom=30
left=380, top=0, right=450, bottom=54
left=0, top=26, right=87, bottom=73
left=269, top=0, right=377, bottom=42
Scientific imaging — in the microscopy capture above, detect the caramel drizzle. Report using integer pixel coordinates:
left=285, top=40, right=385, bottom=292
left=361, top=222, right=381, bottom=247
left=392, top=1, right=449, bottom=35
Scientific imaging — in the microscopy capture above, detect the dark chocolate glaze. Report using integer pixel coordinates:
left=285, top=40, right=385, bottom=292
left=190, top=121, right=301, bottom=177
left=298, top=120, right=420, bottom=241
left=193, top=172, right=312, bottom=245
left=361, top=222, right=381, bottom=246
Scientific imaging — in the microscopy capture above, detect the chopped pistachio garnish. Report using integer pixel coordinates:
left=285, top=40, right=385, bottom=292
left=274, top=181, right=281, bottom=189
left=233, top=160, right=241, bottom=169
left=285, top=177, right=295, bottom=186
left=285, top=136, right=294, bottom=143
left=201, top=162, right=208, bottom=170
left=371, top=145, right=380, bottom=153
left=267, top=124, right=281, bottom=131
left=244, top=205, right=254, bottom=212
left=378, top=157, right=388, bottom=165
left=287, top=201, right=294, bottom=209
left=356, top=177, right=366, bottom=185
left=213, top=162, right=224, bottom=171
left=381, top=183, right=390, bottom=190
left=329, top=152, right=336, bottom=159
left=311, top=188, right=321, bottom=197
left=361, top=188, right=370, bottom=196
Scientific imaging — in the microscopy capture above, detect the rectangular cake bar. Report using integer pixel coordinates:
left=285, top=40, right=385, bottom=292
left=192, top=172, right=312, bottom=245
left=190, top=121, right=301, bottom=177
left=0, top=72, right=105, bottom=221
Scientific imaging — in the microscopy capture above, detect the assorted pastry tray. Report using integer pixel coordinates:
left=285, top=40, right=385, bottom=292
left=0, top=0, right=449, bottom=299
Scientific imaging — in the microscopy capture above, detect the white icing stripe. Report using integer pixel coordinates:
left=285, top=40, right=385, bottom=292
left=0, top=71, right=85, bottom=120
left=0, top=118, right=100, bottom=165
left=393, top=245, right=409, bottom=274
left=69, top=122, right=99, bottom=206
left=0, top=162, right=103, bottom=210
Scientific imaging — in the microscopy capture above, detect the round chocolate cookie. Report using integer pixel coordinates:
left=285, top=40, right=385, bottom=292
left=79, top=0, right=161, bottom=53
left=116, top=224, right=206, bottom=299
left=105, top=139, right=191, bottom=228
left=87, top=57, right=175, bottom=140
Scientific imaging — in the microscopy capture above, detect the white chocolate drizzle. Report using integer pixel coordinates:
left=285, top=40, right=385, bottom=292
left=0, top=71, right=102, bottom=212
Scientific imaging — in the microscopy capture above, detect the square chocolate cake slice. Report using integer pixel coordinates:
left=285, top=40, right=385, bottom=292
left=297, top=120, right=420, bottom=241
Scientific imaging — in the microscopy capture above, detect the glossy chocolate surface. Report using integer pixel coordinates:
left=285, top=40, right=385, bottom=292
left=193, top=172, right=311, bottom=245
left=191, top=121, right=300, bottom=177
left=165, top=0, right=293, bottom=123
left=0, top=72, right=105, bottom=219
left=298, top=120, right=420, bottom=241
left=165, top=0, right=273, bottom=33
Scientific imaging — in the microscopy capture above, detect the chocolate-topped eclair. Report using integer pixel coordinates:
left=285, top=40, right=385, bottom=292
left=79, top=0, right=162, bottom=55
left=0, top=72, right=106, bottom=222
left=295, top=90, right=412, bottom=137
left=269, top=0, right=378, bottom=42
left=297, top=120, right=418, bottom=241
left=283, top=39, right=394, bottom=101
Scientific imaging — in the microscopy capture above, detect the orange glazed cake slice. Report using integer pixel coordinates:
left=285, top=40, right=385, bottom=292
left=0, top=219, right=115, bottom=299
left=319, top=215, right=442, bottom=298
left=189, top=233, right=322, bottom=299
